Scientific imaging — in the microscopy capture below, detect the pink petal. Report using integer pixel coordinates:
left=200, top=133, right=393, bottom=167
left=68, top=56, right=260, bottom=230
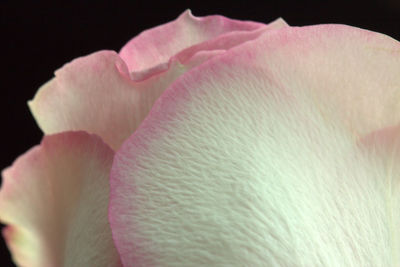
left=130, top=16, right=287, bottom=82
left=110, top=25, right=400, bottom=266
left=175, top=17, right=287, bottom=66
left=28, top=17, right=287, bottom=151
left=119, top=10, right=282, bottom=74
left=0, top=132, right=121, bottom=267
left=358, top=124, right=400, bottom=264
left=360, top=124, right=400, bottom=155
left=28, top=51, right=176, bottom=150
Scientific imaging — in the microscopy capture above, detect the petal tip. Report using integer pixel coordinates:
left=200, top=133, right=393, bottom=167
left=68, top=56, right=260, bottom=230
left=272, top=17, right=289, bottom=27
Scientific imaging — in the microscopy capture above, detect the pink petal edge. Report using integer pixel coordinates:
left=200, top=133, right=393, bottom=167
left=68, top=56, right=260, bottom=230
left=0, top=131, right=122, bottom=267
left=28, top=15, right=288, bottom=151
left=119, top=9, right=271, bottom=74
left=109, top=24, right=400, bottom=266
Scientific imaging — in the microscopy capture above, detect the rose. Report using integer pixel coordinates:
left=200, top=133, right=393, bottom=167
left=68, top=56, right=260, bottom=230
left=1, top=9, right=399, bottom=266
left=1, top=10, right=287, bottom=266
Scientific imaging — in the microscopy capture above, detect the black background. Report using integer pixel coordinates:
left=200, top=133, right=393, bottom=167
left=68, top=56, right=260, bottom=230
left=1, top=1, right=399, bottom=266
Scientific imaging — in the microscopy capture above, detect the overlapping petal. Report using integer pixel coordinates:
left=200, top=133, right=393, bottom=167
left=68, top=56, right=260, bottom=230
left=28, top=50, right=178, bottom=150
left=109, top=25, right=400, bottom=266
left=359, top=124, right=400, bottom=265
left=0, top=132, right=121, bottom=267
left=28, top=13, right=287, bottom=151
left=120, top=9, right=275, bottom=73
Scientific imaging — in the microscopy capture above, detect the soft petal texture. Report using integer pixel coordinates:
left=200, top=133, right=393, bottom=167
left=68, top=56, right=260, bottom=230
left=359, top=124, right=400, bottom=264
left=119, top=9, right=277, bottom=73
left=110, top=25, right=400, bottom=266
left=28, top=16, right=287, bottom=151
left=171, top=17, right=287, bottom=75
left=28, top=51, right=179, bottom=150
left=130, top=16, right=287, bottom=82
left=0, top=132, right=121, bottom=267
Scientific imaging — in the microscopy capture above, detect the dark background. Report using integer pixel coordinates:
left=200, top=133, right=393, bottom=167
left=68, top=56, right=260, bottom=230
left=1, top=1, right=399, bottom=266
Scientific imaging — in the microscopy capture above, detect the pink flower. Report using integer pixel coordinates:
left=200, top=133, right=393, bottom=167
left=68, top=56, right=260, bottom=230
left=1, top=10, right=399, bottom=266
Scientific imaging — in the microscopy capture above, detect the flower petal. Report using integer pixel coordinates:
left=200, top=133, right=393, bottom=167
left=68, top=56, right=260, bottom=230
left=28, top=17, right=287, bottom=151
left=268, top=25, right=400, bottom=137
left=28, top=51, right=180, bottom=150
left=359, top=124, right=400, bottom=264
left=0, top=132, right=121, bottom=267
left=110, top=25, right=399, bottom=266
left=173, top=17, right=287, bottom=72
left=130, top=16, right=287, bottom=82
left=119, top=10, right=275, bottom=73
